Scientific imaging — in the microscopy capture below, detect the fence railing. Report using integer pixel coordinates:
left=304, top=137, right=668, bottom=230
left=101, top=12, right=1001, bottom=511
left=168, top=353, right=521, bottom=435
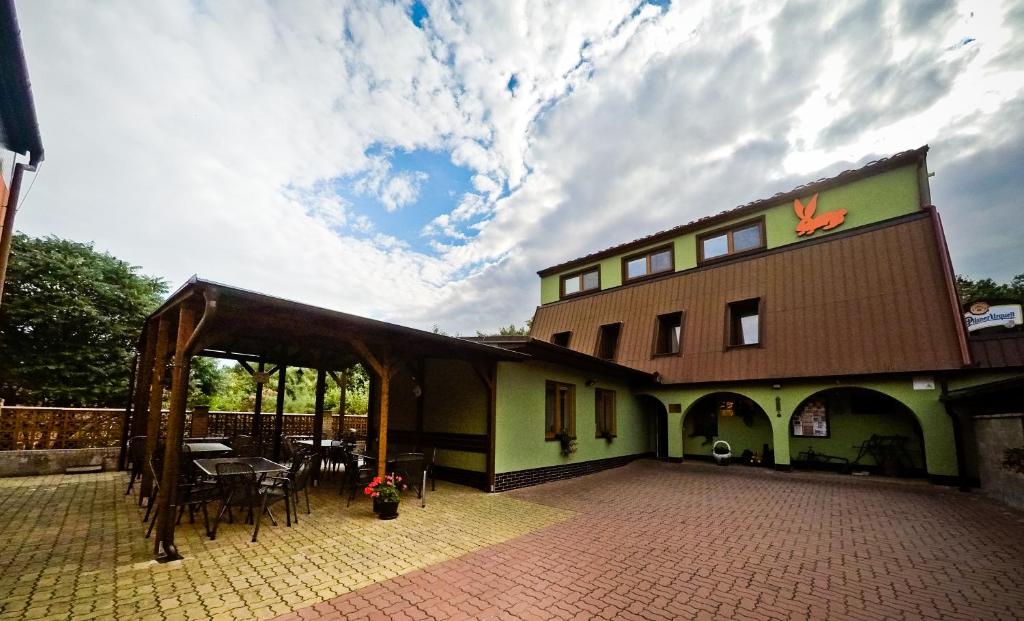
left=0, top=406, right=368, bottom=451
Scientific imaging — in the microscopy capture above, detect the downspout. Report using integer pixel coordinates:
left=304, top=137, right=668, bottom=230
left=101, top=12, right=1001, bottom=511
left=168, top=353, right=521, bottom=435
left=0, top=161, right=39, bottom=304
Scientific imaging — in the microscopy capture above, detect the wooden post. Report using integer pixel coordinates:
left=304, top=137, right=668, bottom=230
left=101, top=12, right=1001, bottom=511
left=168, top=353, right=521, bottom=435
left=334, top=370, right=347, bottom=440
left=141, top=316, right=172, bottom=502
left=377, top=371, right=390, bottom=476
left=155, top=304, right=196, bottom=558
left=367, top=372, right=378, bottom=454
left=273, top=364, right=287, bottom=461
left=474, top=362, right=498, bottom=492
left=117, top=352, right=139, bottom=471
left=312, top=369, right=326, bottom=481
left=131, top=325, right=158, bottom=439
left=349, top=340, right=390, bottom=476
left=252, top=360, right=264, bottom=448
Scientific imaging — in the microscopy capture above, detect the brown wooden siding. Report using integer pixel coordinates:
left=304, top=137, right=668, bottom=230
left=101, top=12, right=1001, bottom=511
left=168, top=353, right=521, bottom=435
left=969, top=334, right=1024, bottom=369
left=530, top=214, right=965, bottom=383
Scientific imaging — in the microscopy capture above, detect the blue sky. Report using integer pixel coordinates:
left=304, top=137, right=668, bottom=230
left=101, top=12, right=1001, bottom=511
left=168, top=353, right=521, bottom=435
left=335, top=147, right=478, bottom=252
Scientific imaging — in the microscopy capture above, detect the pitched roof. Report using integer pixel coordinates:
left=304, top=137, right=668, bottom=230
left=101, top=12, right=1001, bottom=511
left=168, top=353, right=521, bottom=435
left=537, top=146, right=928, bottom=277
left=0, top=0, right=43, bottom=164
left=466, top=336, right=656, bottom=383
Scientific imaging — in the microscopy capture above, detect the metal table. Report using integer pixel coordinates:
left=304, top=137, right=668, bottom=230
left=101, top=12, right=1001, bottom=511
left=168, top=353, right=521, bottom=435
left=193, top=457, right=287, bottom=478
left=185, top=442, right=233, bottom=454
left=297, top=439, right=343, bottom=448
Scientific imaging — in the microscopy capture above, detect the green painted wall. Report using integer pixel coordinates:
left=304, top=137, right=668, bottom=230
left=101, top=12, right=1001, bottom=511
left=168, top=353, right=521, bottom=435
left=423, top=359, right=487, bottom=435
left=682, top=404, right=773, bottom=459
left=644, top=373, right=957, bottom=477
left=540, top=165, right=922, bottom=304
left=495, top=361, right=650, bottom=473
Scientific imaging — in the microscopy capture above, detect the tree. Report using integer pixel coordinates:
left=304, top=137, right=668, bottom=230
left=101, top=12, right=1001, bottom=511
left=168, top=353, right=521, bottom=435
left=476, top=320, right=532, bottom=337
left=956, top=274, right=1024, bottom=305
left=0, top=234, right=166, bottom=406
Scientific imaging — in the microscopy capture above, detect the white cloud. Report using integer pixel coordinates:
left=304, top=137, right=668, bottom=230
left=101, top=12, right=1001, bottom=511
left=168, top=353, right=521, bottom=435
left=14, top=0, right=1024, bottom=336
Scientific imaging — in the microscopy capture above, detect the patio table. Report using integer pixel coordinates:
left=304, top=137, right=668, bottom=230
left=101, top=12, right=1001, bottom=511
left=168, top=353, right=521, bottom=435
left=193, top=457, right=288, bottom=478
left=185, top=442, right=233, bottom=455
left=297, top=439, right=343, bottom=448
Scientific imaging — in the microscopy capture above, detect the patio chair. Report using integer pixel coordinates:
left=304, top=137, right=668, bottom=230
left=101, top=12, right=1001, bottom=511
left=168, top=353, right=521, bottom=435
left=124, top=435, right=147, bottom=496
left=229, top=434, right=258, bottom=458
left=210, top=462, right=291, bottom=542
left=343, top=454, right=377, bottom=506
left=391, top=453, right=425, bottom=499
left=270, top=451, right=317, bottom=522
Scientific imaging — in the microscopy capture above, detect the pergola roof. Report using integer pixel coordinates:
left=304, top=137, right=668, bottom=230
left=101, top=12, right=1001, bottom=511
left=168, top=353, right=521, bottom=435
left=149, top=277, right=527, bottom=369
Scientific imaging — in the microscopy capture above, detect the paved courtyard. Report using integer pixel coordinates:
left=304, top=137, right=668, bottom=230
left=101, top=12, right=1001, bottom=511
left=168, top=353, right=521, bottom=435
left=1, top=461, right=1023, bottom=620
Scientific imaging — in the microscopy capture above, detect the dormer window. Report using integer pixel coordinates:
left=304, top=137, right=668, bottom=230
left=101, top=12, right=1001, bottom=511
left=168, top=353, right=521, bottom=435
left=595, top=323, right=622, bottom=360
left=698, top=218, right=765, bottom=263
left=623, top=245, right=674, bottom=281
left=560, top=266, right=600, bottom=298
left=551, top=331, right=572, bottom=347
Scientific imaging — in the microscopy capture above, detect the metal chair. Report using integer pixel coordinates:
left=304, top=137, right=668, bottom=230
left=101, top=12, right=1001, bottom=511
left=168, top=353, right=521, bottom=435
left=210, top=462, right=290, bottom=542
left=391, top=453, right=425, bottom=499
left=124, top=435, right=147, bottom=496
left=229, top=434, right=258, bottom=458
left=271, top=451, right=317, bottom=522
left=343, top=454, right=377, bottom=506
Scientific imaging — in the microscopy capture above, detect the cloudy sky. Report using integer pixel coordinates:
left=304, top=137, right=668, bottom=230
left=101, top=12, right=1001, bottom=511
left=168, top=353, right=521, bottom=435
left=12, top=0, right=1024, bottom=334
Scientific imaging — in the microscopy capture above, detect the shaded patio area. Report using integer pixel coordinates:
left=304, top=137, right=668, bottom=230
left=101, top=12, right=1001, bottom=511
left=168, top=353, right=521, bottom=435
left=0, top=471, right=570, bottom=620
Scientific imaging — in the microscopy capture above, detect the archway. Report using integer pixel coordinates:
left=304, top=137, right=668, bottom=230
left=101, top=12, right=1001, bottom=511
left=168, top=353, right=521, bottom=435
left=637, top=394, right=668, bottom=459
left=682, top=392, right=773, bottom=466
left=789, top=387, right=925, bottom=477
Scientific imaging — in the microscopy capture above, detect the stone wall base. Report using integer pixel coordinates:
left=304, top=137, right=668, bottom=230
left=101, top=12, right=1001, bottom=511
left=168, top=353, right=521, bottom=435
left=494, top=453, right=651, bottom=492
left=973, top=413, right=1024, bottom=511
left=0, top=448, right=121, bottom=477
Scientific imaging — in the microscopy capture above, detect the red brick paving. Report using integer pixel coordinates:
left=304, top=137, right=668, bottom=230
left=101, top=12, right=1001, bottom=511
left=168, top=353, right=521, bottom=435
left=278, top=460, right=1024, bottom=620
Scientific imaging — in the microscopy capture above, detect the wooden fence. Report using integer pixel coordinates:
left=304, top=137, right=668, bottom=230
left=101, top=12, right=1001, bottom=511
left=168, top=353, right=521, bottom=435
left=0, top=406, right=368, bottom=451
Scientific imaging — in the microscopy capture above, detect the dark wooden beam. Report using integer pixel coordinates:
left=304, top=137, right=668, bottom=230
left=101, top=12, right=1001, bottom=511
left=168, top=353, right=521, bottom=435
left=483, top=362, right=497, bottom=492
left=333, top=369, right=347, bottom=440
left=312, top=369, right=327, bottom=481
left=252, top=360, right=265, bottom=445
left=155, top=303, right=197, bottom=559
left=141, top=316, right=172, bottom=503
left=273, top=363, right=287, bottom=461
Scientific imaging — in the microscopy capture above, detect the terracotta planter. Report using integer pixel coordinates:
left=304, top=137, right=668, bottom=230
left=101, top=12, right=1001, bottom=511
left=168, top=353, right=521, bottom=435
left=377, top=500, right=399, bottom=520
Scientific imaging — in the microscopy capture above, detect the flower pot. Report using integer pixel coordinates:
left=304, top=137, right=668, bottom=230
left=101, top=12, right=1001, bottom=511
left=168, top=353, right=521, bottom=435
left=377, top=500, right=399, bottom=520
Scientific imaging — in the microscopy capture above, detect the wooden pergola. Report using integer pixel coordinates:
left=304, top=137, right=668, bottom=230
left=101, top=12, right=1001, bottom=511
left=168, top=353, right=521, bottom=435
left=123, top=277, right=523, bottom=561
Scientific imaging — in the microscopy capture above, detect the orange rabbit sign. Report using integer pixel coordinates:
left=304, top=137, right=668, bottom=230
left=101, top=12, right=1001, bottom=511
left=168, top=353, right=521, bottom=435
left=793, top=193, right=846, bottom=236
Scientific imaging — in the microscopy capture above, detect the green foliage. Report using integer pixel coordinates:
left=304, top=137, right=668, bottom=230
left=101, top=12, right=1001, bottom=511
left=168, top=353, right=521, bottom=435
left=956, top=273, right=1024, bottom=305
left=0, top=234, right=166, bottom=406
left=201, top=361, right=369, bottom=415
left=476, top=320, right=532, bottom=337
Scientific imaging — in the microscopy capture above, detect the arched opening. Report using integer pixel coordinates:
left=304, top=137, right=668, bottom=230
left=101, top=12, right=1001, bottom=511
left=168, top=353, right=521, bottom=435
left=682, top=393, right=773, bottom=466
left=789, top=387, right=925, bottom=477
left=637, top=395, right=668, bottom=459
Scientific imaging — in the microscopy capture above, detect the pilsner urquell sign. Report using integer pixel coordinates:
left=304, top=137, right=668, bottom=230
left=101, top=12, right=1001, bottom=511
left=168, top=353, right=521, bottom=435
left=964, top=301, right=1023, bottom=332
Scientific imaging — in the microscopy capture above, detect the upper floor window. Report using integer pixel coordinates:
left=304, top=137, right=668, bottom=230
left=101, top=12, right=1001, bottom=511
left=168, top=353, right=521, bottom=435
left=727, top=298, right=761, bottom=347
left=595, top=323, right=622, bottom=361
left=623, top=245, right=674, bottom=281
left=698, top=218, right=765, bottom=263
left=653, top=311, right=683, bottom=356
left=551, top=331, right=572, bottom=347
left=545, top=380, right=576, bottom=440
left=560, top=266, right=600, bottom=298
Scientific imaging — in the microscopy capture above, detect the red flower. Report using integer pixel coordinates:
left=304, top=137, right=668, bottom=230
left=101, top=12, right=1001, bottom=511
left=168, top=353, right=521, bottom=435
left=364, top=486, right=373, bottom=495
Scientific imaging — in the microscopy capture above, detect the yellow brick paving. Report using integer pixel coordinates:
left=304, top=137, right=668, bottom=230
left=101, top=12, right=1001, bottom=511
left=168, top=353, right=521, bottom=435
left=0, top=472, right=573, bottom=620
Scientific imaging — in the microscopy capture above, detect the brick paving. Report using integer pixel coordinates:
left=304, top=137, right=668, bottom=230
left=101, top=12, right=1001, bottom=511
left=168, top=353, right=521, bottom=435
left=0, top=471, right=570, bottom=620
left=282, top=461, right=1024, bottom=621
